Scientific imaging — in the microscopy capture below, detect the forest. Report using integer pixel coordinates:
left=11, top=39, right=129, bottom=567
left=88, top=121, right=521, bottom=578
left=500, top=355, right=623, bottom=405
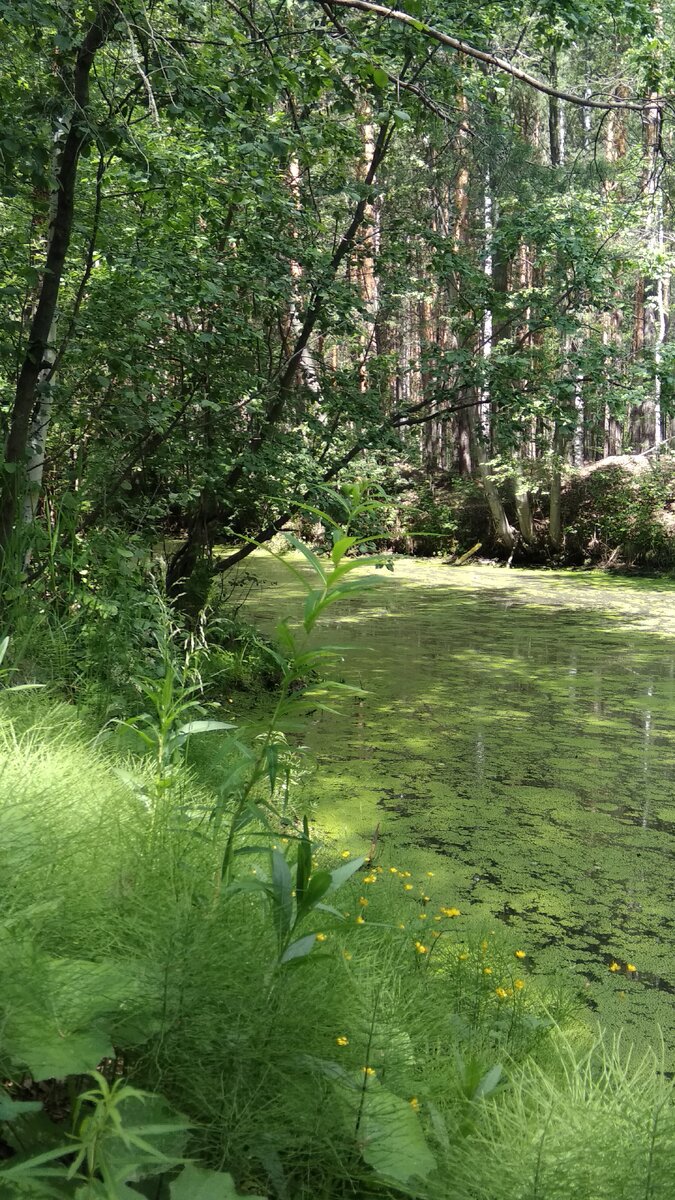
left=3, top=0, right=675, bottom=1194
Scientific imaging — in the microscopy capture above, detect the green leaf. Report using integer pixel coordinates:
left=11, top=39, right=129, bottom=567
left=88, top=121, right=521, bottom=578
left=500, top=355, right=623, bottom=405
left=330, top=535, right=360, bottom=565
left=0, top=1090, right=42, bottom=1121
left=270, top=850, right=293, bottom=945
left=170, top=1163, right=267, bottom=1199
left=356, top=1086, right=436, bottom=1187
left=473, top=1064, right=503, bottom=1099
left=177, top=720, right=236, bottom=735
left=279, top=934, right=316, bottom=964
left=371, top=66, right=389, bottom=88
left=100, top=1094, right=190, bottom=1183
left=282, top=534, right=327, bottom=583
left=295, top=816, right=312, bottom=907
left=328, top=856, right=366, bottom=892
left=295, top=870, right=332, bottom=921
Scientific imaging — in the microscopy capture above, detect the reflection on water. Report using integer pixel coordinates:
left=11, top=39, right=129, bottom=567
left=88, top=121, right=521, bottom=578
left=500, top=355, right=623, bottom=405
left=242, top=558, right=675, bottom=1054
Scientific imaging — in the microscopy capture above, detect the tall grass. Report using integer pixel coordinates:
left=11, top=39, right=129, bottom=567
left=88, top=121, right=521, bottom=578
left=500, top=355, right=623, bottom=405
left=3, top=696, right=675, bottom=1197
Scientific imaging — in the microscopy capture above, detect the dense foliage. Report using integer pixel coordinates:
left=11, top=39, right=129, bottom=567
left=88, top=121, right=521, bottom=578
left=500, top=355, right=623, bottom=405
left=2, top=0, right=675, bottom=593
left=3, top=0, right=675, bottom=1195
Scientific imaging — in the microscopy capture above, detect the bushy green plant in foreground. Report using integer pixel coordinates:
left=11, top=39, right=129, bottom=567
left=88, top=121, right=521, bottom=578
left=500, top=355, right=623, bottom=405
left=2, top=522, right=675, bottom=1197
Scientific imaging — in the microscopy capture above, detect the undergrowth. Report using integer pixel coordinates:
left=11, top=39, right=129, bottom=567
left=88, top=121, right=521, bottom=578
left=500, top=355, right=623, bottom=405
left=1, top=496, right=675, bottom=1197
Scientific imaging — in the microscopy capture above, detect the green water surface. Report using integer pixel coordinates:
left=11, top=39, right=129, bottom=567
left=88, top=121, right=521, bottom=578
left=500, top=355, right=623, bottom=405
left=242, top=557, right=675, bottom=1051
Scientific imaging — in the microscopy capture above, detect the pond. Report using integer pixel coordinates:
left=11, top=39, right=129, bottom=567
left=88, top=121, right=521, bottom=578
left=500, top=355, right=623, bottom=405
left=240, top=555, right=675, bottom=1056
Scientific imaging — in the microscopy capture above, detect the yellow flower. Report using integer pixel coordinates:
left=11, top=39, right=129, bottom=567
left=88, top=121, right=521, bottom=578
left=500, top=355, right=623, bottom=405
left=341, top=851, right=351, bottom=859
left=409, top=1097, right=420, bottom=1111
left=359, top=896, right=368, bottom=906
left=418, top=913, right=428, bottom=920
left=401, top=871, right=412, bottom=878
left=483, top=967, right=493, bottom=975
left=336, top=1035, right=349, bottom=1046
left=362, top=1066, right=376, bottom=1076
left=398, top=923, right=406, bottom=930
left=363, top=874, right=377, bottom=884
left=376, top=866, right=383, bottom=873
left=426, top=872, right=435, bottom=878
left=514, top=979, right=524, bottom=990
left=316, top=932, right=327, bottom=942
left=422, top=895, right=430, bottom=903
left=343, top=950, right=352, bottom=960
left=441, top=907, right=461, bottom=918
left=627, top=963, right=637, bottom=973
left=356, top=916, right=365, bottom=925
left=389, top=867, right=398, bottom=874
left=415, top=941, right=428, bottom=954
left=434, top=915, right=442, bottom=921
left=458, top=951, right=469, bottom=961
left=404, top=883, right=414, bottom=891
left=495, top=986, right=508, bottom=999
left=514, top=950, right=526, bottom=959
left=609, top=961, right=621, bottom=972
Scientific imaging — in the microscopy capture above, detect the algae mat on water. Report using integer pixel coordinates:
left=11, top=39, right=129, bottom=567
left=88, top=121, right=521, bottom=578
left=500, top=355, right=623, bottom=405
left=242, top=557, right=675, bottom=1054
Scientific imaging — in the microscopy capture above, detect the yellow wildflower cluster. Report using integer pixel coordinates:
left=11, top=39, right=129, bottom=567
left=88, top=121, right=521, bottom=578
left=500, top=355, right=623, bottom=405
left=415, top=941, right=428, bottom=954
left=440, top=907, right=461, bottom=918
left=336, top=1035, right=349, bottom=1046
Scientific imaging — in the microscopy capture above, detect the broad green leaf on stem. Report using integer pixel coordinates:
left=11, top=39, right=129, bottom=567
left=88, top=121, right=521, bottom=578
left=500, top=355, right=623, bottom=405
left=279, top=934, right=316, bottom=964
left=0, top=1090, right=42, bottom=1121
left=356, top=1085, right=436, bottom=1188
left=270, top=850, right=293, bottom=945
left=330, top=535, right=360, bottom=564
left=303, top=587, right=326, bottom=631
left=314, top=902, right=346, bottom=920
left=328, top=856, right=366, bottom=892
left=177, top=720, right=236, bottom=735
left=473, top=1064, right=503, bottom=1100
left=5, top=1015, right=114, bottom=1082
left=0, top=951, right=147, bottom=1080
left=282, top=534, right=327, bottom=583
left=295, top=816, right=312, bottom=907
left=295, top=870, right=332, bottom=921
left=170, top=1163, right=267, bottom=1199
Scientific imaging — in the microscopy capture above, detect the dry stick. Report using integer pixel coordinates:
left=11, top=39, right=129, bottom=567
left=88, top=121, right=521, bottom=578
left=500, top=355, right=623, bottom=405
left=317, top=0, right=651, bottom=112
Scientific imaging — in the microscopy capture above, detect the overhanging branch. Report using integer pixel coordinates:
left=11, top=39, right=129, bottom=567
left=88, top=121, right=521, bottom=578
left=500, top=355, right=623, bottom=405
left=317, top=0, right=648, bottom=113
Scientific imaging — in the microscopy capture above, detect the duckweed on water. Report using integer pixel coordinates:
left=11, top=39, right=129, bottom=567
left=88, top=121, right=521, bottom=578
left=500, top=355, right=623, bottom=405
left=242, top=556, right=675, bottom=1061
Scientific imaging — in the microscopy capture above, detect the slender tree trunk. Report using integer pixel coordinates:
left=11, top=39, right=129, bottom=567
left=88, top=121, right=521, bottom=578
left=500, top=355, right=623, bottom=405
left=0, top=4, right=115, bottom=557
left=630, top=7, right=664, bottom=451
left=549, top=424, right=564, bottom=550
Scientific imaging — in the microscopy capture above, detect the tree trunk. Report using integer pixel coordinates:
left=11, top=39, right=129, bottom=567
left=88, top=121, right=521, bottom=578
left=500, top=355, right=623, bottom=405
left=0, top=3, right=115, bottom=558
left=549, top=424, right=564, bottom=550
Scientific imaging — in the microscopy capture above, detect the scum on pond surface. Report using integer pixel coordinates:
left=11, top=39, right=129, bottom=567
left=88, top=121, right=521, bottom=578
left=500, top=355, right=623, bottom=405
left=239, top=556, right=675, bottom=1057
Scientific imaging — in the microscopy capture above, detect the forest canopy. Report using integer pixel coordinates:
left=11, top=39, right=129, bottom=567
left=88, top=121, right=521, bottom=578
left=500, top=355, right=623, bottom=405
left=1, top=0, right=674, bottom=595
